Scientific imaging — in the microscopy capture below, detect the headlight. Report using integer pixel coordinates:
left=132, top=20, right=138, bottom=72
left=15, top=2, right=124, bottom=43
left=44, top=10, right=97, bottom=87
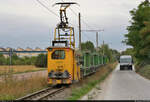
left=63, top=70, right=69, bottom=78
left=48, top=70, right=54, bottom=78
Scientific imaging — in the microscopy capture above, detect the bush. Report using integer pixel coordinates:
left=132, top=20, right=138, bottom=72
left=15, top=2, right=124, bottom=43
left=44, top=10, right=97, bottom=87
left=0, top=53, right=47, bottom=67
left=0, top=54, right=5, bottom=65
left=34, top=54, right=47, bottom=68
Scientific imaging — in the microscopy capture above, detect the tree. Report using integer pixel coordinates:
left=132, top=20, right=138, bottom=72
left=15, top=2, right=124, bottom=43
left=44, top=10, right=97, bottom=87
left=102, top=44, right=112, bottom=61
left=35, top=54, right=47, bottom=68
left=124, top=0, right=150, bottom=64
left=111, top=49, right=121, bottom=61
left=139, top=21, right=150, bottom=63
left=81, top=41, right=95, bottom=52
left=11, top=54, right=19, bottom=65
left=121, top=48, right=134, bottom=56
left=0, top=54, right=5, bottom=65
left=99, top=44, right=119, bottom=62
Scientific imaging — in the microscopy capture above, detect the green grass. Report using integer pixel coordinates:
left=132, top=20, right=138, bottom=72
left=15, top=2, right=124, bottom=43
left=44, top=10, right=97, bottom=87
left=68, top=69, right=112, bottom=100
left=0, top=69, right=46, bottom=77
left=0, top=65, right=46, bottom=77
left=14, top=68, right=46, bottom=74
left=0, top=95, right=15, bottom=100
left=137, top=65, right=150, bottom=79
left=0, top=76, right=47, bottom=100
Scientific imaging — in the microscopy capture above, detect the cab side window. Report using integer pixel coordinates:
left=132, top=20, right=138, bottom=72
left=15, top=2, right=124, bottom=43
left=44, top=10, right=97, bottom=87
left=51, top=50, right=65, bottom=59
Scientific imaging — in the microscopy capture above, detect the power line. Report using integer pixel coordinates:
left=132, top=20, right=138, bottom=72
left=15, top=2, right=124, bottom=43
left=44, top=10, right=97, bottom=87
left=81, top=17, right=93, bottom=29
left=53, top=0, right=90, bottom=30
left=36, top=0, right=99, bottom=45
left=59, top=0, right=98, bottom=46
left=66, top=4, right=93, bottom=29
left=36, top=0, right=78, bottom=28
left=37, top=0, right=98, bottom=30
left=69, top=8, right=93, bottom=29
left=36, top=0, right=59, bottom=18
left=61, top=0, right=79, bottom=16
left=82, top=31, right=95, bottom=41
left=69, top=7, right=78, bottom=16
left=63, top=1, right=91, bottom=29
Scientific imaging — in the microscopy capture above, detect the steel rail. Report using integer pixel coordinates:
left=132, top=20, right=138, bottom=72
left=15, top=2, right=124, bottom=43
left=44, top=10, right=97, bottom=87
left=16, top=87, right=65, bottom=100
left=38, top=87, right=65, bottom=100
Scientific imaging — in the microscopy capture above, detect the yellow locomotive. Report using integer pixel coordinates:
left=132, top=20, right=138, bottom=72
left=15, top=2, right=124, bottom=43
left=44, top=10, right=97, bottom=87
left=47, top=2, right=108, bottom=85
left=47, top=47, right=80, bottom=85
left=47, top=2, right=80, bottom=85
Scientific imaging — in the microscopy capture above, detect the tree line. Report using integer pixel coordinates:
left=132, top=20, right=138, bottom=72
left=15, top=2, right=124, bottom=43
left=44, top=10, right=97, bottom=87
left=81, top=41, right=120, bottom=62
left=123, top=0, right=150, bottom=65
left=0, top=41, right=119, bottom=67
left=0, top=53, right=47, bottom=68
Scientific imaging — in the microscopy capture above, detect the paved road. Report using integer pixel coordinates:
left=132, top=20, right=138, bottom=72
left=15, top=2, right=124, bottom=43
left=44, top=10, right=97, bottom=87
left=96, top=64, right=150, bottom=100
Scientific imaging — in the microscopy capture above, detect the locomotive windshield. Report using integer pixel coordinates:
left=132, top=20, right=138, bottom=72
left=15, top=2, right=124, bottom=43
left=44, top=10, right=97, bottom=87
left=51, top=50, right=65, bottom=59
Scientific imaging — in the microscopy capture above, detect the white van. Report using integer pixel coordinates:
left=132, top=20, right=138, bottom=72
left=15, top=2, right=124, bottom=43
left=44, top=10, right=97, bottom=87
left=119, top=55, right=133, bottom=70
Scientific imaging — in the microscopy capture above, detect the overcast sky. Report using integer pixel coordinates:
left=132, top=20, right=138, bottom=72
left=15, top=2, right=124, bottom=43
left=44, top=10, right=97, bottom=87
left=0, top=0, right=144, bottom=51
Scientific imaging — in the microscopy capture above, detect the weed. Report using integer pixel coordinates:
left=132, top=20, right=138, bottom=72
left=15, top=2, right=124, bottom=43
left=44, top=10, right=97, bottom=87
left=136, top=65, right=150, bottom=80
left=0, top=65, right=46, bottom=76
left=68, top=63, right=117, bottom=100
left=0, top=75, right=47, bottom=100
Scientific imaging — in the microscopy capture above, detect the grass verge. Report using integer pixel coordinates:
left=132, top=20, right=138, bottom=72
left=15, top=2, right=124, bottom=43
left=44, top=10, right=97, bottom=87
left=0, top=65, right=46, bottom=76
left=68, top=63, right=117, bottom=100
left=14, top=68, right=46, bottom=74
left=135, top=65, right=150, bottom=80
left=0, top=75, right=47, bottom=100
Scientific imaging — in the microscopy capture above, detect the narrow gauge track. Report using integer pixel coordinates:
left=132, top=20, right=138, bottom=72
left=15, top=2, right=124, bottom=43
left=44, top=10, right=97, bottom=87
left=16, top=87, right=66, bottom=100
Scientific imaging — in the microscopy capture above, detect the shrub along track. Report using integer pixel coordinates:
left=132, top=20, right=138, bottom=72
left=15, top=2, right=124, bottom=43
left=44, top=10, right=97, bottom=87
left=15, top=63, right=116, bottom=100
left=68, top=63, right=117, bottom=100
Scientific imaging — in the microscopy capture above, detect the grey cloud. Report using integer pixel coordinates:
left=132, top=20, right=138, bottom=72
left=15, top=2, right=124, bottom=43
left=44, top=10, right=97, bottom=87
left=0, top=0, right=145, bottom=51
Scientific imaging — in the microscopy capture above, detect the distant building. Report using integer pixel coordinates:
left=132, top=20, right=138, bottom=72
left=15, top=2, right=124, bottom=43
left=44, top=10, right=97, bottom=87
left=25, top=47, right=33, bottom=51
left=0, top=47, right=46, bottom=58
left=16, top=47, right=25, bottom=57
left=2, top=47, right=12, bottom=57
left=32, top=47, right=44, bottom=56
left=43, top=48, right=47, bottom=51
left=16, top=47, right=24, bottom=51
left=35, top=47, right=43, bottom=51
left=18, top=47, right=45, bottom=57
left=0, top=47, right=6, bottom=51
left=5, top=47, right=12, bottom=51
left=0, top=47, right=8, bottom=57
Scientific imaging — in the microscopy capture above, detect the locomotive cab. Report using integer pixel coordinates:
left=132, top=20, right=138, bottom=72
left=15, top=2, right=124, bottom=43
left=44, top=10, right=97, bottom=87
left=47, top=47, right=80, bottom=85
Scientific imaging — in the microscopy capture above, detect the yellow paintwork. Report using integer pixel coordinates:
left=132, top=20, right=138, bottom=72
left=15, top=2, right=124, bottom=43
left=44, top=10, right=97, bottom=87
left=47, top=47, right=80, bottom=85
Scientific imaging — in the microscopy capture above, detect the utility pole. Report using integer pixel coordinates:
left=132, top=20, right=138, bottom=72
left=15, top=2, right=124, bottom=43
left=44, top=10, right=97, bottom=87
left=96, top=32, right=98, bottom=48
left=79, top=13, right=81, bottom=50
left=102, top=40, right=105, bottom=64
left=9, top=48, right=13, bottom=75
left=103, top=40, right=105, bottom=55
left=81, top=30, right=104, bottom=48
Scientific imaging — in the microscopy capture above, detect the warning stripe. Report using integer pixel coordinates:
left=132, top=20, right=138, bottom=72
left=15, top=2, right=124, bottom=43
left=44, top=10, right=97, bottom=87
left=69, top=74, right=72, bottom=81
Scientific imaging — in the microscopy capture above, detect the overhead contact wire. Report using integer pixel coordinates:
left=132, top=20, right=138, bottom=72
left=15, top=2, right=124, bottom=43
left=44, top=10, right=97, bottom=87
left=36, top=0, right=59, bottom=18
